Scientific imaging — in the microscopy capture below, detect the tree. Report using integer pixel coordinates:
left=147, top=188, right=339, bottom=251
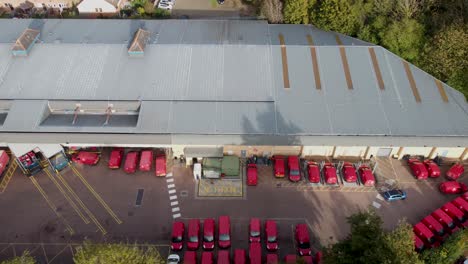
left=384, top=220, right=423, bottom=264
left=1, top=251, right=36, bottom=264
left=422, top=228, right=468, bottom=264
left=395, top=0, right=424, bottom=19
left=260, top=0, right=283, bottom=23
left=283, top=0, right=309, bottom=24
left=73, top=241, right=164, bottom=264
left=380, top=18, right=425, bottom=62
left=309, top=0, right=362, bottom=36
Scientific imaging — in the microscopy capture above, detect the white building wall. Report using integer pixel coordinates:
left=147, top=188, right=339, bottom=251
left=301, top=146, right=334, bottom=157
left=398, top=147, right=432, bottom=158
left=333, top=146, right=367, bottom=158
left=77, top=0, right=116, bottom=13
left=429, top=147, right=465, bottom=159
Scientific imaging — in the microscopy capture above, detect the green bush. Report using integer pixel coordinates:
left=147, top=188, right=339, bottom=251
left=1, top=251, right=36, bottom=264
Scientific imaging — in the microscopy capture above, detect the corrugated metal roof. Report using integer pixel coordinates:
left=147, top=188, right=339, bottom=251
left=0, top=19, right=467, bottom=144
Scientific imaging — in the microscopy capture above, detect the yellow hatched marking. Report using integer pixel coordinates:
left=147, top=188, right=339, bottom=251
left=29, top=177, right=74, bottom=235
left=0, top=159, right=18, bottom=193
left=55, top=171, right=107, bottom=235
left=70, top=165, right=122, bottom=224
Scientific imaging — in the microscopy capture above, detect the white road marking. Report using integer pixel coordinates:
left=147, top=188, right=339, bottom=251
left=166, top=178, right=174, bottom=183
left=168, top=189, right=176, bottom=194
left=173, top=213, right=181, bottom=219
left=167, top=184, right=175, bottom=189
left=167, top=173, right=173, bottom=177
left=376, top=194, right=384, bottom=201
left=172, top=207, right=180, bottom=212
left=372, top=201, right=381, bottom=209
left=169, top=195, right=178, bottom=200
left=171, top=201, right=179, bottom=206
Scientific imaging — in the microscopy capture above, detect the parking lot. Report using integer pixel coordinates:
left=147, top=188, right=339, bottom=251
left=0, top=149, right=466, bottom=262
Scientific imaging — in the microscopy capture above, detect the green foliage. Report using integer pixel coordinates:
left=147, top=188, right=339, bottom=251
left=130, top=0, right=147, bottom=9
left=309, top=0, right=361, bottom=36
left=73, top=241, right=164, bottom=264
left=283, top=0, right=309, bottom=24
left=380, top=18, right=425, bottom=61
left=151, top=8, right=171, bottom=18
left=384, top=220, right=423, bottom=264
left=421, top=228, right=468, bottom=264
left=1, top=251, right=36, bottom=264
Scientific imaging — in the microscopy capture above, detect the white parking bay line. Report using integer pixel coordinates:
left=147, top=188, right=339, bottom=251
left=167, top=184, right=175, bottom=189
left=168, top=189, right=176, bottom=194
left=171, top=201, right=179, bottom=206
left=166, top=178, right=174, bottom=183
left=173, top=213, right=181, bottom=219
left=167, top=173, right=173, bottom=177
left=169, top=195, right=177, bottom=200
left=376, top=194, right=384, bottom=201
left=172, top=207, right=180, bottom=212
left=372, top=201, right=381, bottom=209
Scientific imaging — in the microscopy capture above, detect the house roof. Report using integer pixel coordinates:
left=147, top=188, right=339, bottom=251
left=0, top=19, right=467, bottom=146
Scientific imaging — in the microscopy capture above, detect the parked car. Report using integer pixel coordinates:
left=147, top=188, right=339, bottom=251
left=288, top=156, right=301, bottom=182
left=203, top=218, right=215, bottom=250
left=414, top=235, right=424, bottom=252
left=201, top=252, right=213, bottom=264
left=72, top=151, right=100, bottom=165
left=431, top=209, right=460, bottom=235
left=249, top=218, right=261, bottom=243
left=273, top=156, right=285, bottom=178
left=248, top=242, right=261, bottom=264
left=463, top=193, right=468, bottom=202
left=108, top=148, right=123, bottom=169
left=446, top=163, right=464, bottom=180
left=424, top=159, right=441, bottom=178
left=124, top=151, right=139, bottom=174
left=155, top=154, right=166, bottom=177
left=315, top=251, right=322, bottom=264
left=408, top=158, right=428, bottom=180
left=158, top=0, right=173, bottom=10
left=266, top=254, right=278, bottom=264
left=382, top=189, right=406, bottom=201
left=323, top=162, right=337, bottom=185
left=413, top=222, right=439, bottom=248
left=284, top=255, right=313, bottom=264
left=295, top=224, right=311, bottom=256
left=183, top=251, right=197, bottom=264
left=358, top=164, right=375, bottom=186
left=187, top=219, right=200, bottom=250
left=217, top=0, right=224, bottom=4
left=341, top=162, right=357, bottom=183
left=441, top=203, right=468, bottom=228
left=421, top=215, right=448, bottom=241
left=0, top=150, right=10, bottom=176
left=171, top=221, right=185, bottom=251
left=233, top=249, right=246, bottom=264
left=217, top=250, right=230, bottom=264
left=139, top=150, right=153, bottom=172
left=167, top=254, right=180, bottom=264
left=439, top=181, right=468, bottom=194
left=451, top=197, right=468, bottom=215
left=218, top=216, right=231, bottom=249
left=247, top=164, right=258, bottom=186
left=307, top=161, right=320, bottom=183
left=265, top=220, right=278, bottom=251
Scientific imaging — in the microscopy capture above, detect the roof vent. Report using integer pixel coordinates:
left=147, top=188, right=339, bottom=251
left=12, top=28, right=40, bottom=56
left=128, top=28, right=151, bottom=56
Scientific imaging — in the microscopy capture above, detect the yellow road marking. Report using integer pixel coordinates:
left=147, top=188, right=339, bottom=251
left=0, top=159, right=18, bottom=193
left=55, top=171, right=107, bottom=235
left=29, top=177, right=74, bottom=235
left=70, top=165, right=123, bottom=224
left=44, top=169, right=90, bottom=224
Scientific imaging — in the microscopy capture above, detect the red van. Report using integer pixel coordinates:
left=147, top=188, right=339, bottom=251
left=266, top=254, right=278, bottom=264
left=341, top=162, right=357, bottom=183
left=248, top=242, right=261, bottom=264
left=295, top=224, right=311, bottom=256
left=446, top=163, right=464, bottom=180
left=246, top=164, right=258, bottom=186
left=217, top=250, right=230, bottom=264
left=108, top=148, right=123, bottom=169
left=155, top=154, right=166, bottom=177
left=187, top=219, right=200, bottom=250
left=201, top=252, right=213, bottom=264
left=423, top=159, right=441, bottom=178
left=421, top=216, right=448, bottom=241
left=0, top=150, right=10, bottom=176
left=202, top=218, right=215, bottom=250
left=463, top=193, right=468, bottom=202
left=315, top=251, right=322, bottom=264
left=408, top=158, right=428, bottom=180
left=284, top=255, right=297, bottom=264
left=414, top=235, right=424, bottom=252
left=431, top=209, right=460, bottom=234
left=307, top=161, right=320, bottom=183
left=139, top=150, right=153, bottom=172
left=124, top=151, right=139, bottom=174
left=273, top=156, right=285, bottom=178
left=284, top=255, right=312, bottom=264
left=323, top=163, right=337, bottom=185
left=451, top=197, right=468, bottom=215
left=170, top=221, right=185, bottom=251
left=288, top=156, right=301, bottom=182
left=413, top=222, right=439, bottom=248
left=184, top=251, right=197, bottom=264
left=233, top=249, right=246, bottom=264
left=358, top=164, right=375, bottom=186
left=218, top=216, right=231, bottom=249
left=265, top=220, right=278, bottom=251
left=249, top=218, right=261, bottom=243
left=72, top=151, right=100, bottom=165
left=441, top=203, right=468, bottom=228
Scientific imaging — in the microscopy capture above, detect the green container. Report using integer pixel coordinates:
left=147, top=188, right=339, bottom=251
left=202, top=158, right=222, bottom=170
left=221, top=156, right=240, bottom=176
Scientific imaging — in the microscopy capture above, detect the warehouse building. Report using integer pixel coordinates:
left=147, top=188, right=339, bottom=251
left=0, top=19, right=467, bottom=164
